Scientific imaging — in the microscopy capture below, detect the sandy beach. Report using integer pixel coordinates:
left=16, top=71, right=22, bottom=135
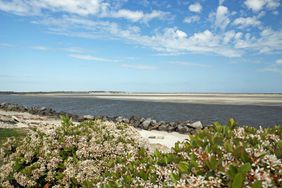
left=23, top=93, right=282, bottom=106
left=0, top=109, right=187, bottom=150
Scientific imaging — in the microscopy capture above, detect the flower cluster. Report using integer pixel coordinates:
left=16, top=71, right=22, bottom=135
left=0, top=117, right=281, bottom=187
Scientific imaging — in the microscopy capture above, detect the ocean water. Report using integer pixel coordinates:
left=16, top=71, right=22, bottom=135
left=0, top=94, right=282, bottom=127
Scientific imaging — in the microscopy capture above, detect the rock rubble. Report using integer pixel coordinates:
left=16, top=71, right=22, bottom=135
left=0, top=102, right=204, bottom=134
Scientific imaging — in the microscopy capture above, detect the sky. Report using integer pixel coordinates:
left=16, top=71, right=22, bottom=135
left=0, top=0, right=282, bottom=93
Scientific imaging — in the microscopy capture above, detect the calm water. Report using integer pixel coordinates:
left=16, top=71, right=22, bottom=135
left=0, top=94, right=282, bottom=127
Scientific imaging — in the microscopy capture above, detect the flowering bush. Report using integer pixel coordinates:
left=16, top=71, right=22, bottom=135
left=0, top=117, right=281, bottom=187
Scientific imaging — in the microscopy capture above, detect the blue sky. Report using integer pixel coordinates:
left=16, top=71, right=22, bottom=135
left=0, top=0, right=282, bottom=92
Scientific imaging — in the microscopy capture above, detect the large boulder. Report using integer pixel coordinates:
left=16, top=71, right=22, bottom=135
left=177, top=124, right=189, bottom=134
left=83, top=115, right=94, bottom=120
left=116, top=116, right=129, bottom=123
left=115, top=116, right=124, bottom=122
left=0, top=102, right=7, bottom=107
left=158, top=124, right=168, bottom=131
left=167, top=126, right=176, bottom=132
left=39, top=107, right=47, bottom=111
left=189, top=121, right=203, bottom=129
left=142, top=118, right=152, bottom=130
left=129, top=116, right=138, bottom=124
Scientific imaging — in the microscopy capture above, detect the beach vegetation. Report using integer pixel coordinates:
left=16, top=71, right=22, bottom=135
left=0, top=118, right=281, bottom=187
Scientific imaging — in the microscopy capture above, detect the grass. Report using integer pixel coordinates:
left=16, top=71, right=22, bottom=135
left=0, top=128, right=28, bottom=147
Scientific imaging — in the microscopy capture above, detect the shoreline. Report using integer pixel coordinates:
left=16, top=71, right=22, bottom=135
left=16, top=93, right=282, bottom=106
left=0, top=107, right=188, bottom=150
left=0, top=102, right=204, bottom=135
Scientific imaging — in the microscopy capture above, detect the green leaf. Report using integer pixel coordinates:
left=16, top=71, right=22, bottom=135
left=209, top=156, right=219, bottom=170
left=170, top=173, right=180, bottom=184
left=139, top=170, right=148, bottom=180
left=233, top=146, right=251, bottom=163
left=224, top=141, right=233, bottom=153
left=232, top=173, right=244, bottom=188
left=228, top=118, right=237, bottom=129
left=277, top=140, right=282, bottom=148
left=239, top=163, right=251, bottom=174
left=251, top=181, right=262, bottom=188
left=174, top=142, right=180, bottom=153
left=138, top=147, right=146, bottom=157
left=178, top=161, right=189, bottom=173
left=227, top=165, right=238, bottom=178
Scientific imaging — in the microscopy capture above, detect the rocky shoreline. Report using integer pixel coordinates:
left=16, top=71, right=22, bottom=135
left=0, top=102, right=205, bottom=134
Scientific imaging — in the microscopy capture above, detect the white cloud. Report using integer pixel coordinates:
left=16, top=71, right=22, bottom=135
left=36, top=17, right=242, bottom=57
left=62, top=47, right=88, bottom=53
left=121, top=63, right=156, bottom=70
left=1, top=1, right=282, bottom=59
left=234, top=28, right=282, bottom=54
left=223, top=30, right=236, bottom=44
left=183, top=15, right=200, bottom=24
left=69, top=54, right=117, bottom=62
left=0, top=43, right=14, bottom=48
left=110, top=9, right=167, bottom=22
left=245, top=0, right=265, bottom=11
left=261, top=58, right=282, bottom=74
left=276, top=59, right=282, bottom=65
left=256, top=29, right=282, bottom=53
left=0, top=0, right=35, bottom=15
left=261, top=66, right=282, bottom=74
left=0, top=0, right=167, bottom=22
left=266, top=0, right=281, bottom=9
left=244, top=0, right=280, bottom=12
left=169, top=61, right=211, bottom=68
left=0, top=0, right=108, bottom=16
left=188, top=3, right=202, bottom=13
left=32, top=45, right=48, bottom=51
left=233, top=17, right=261, bottom=28
left=215, top=5, right=230, bottom=30
left=219, top=0, right=225, bottom=5
left=36, top=15, right=282, bottom=58
left=111, top=9, right=143, bottom=22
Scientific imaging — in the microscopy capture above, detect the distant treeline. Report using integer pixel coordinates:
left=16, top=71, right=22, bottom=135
left=0, top=91, right=127, bottom=94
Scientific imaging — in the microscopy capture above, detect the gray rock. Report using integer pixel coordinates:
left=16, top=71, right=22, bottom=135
left=115, top=116, right=129, bottom=123
left=142, top=118, right=152, bottom=130
left=101, top=116, right=109, bottom=121
left=133, top=121, right=141, bottom=128
left=189, top=121, right=203, bottom=129
left=158, top=124, right=168, bottom=131
left=39, top=107, right=47, bottom=111
left=0, top=102, right=7, bottom=107
left=167, top=126, right=176, bottom=132
left=169, top=122, right=176, bottom=127
left=129, top=116, right=138, bottom=124
left=177, top=124, right=189, bottom=134
left=0, top=118, right=17, bottom=125
left=6, top=104, right=15, bottom=111
left=77, top=115, right=85, bottom=122
left=151, top=120, right=157, bottom=124
left=11, top=116, right=19, bottom=122
left=139, top=118, right=145, bottom=123
left=83, top=115, right=94, bottom=120
left=121, top=118, right=129, bottom=123
left=148, top=136, right=164, bottom=139
left=149, top=123, right=160, bottom=130
left=115, top=116, right=124, bottom=122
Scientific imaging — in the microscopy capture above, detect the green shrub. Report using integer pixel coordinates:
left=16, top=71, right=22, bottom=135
left=0, top=118, right=281, bottom=187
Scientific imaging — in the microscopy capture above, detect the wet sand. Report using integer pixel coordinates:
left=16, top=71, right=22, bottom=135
left=23, top=93, right=282, bottom=106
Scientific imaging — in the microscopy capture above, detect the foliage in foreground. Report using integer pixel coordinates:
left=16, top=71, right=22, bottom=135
left=0, top=117, right=281, bottom=187
left=0, top=128, right=27, bottom=148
